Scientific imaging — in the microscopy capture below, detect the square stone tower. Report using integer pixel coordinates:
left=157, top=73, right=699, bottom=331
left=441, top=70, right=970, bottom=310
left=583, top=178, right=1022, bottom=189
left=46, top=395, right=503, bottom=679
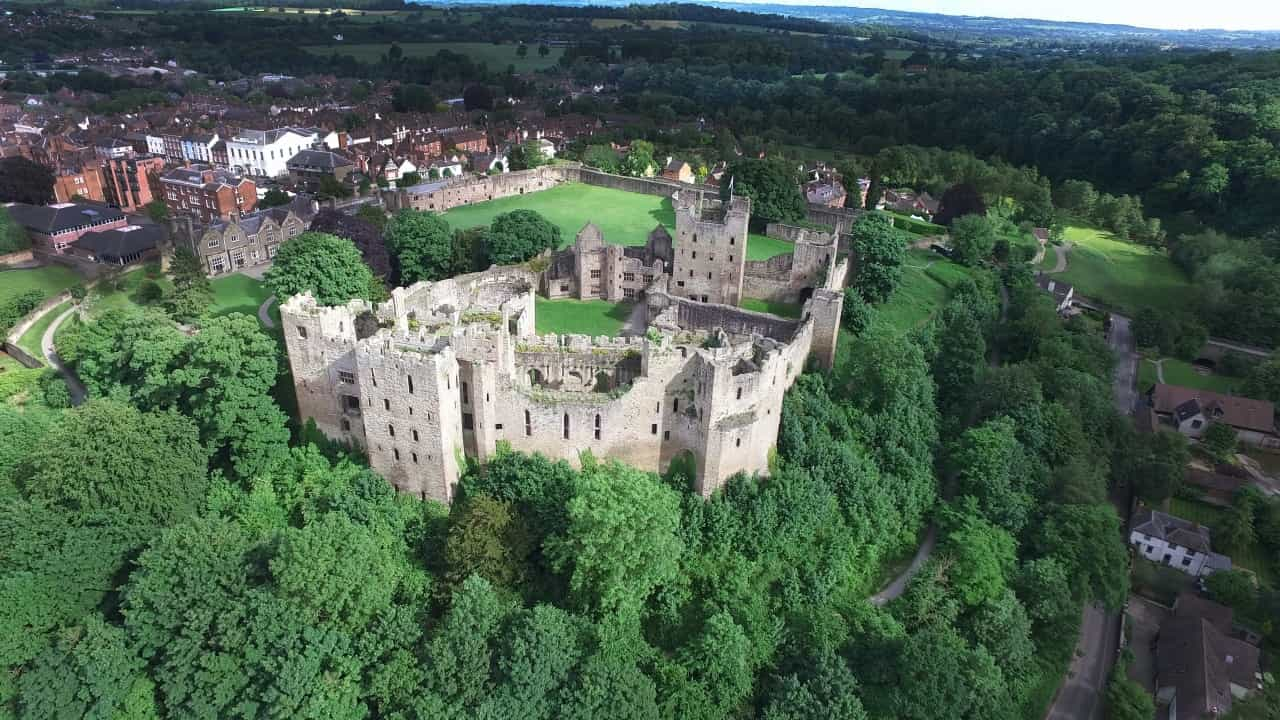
left=671, top=192, right=751, bottom=306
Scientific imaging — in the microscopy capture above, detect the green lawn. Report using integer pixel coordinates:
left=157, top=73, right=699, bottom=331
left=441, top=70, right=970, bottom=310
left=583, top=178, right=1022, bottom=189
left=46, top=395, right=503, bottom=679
left=440, top=182, right=792, bottom=261
left=874, top=250, right=974, bottom=334
left=1168, top=497, right=1275, bottom=584
left=1138, top=356, right=1242, bottom=394
left=209, top=274, right=274, bottom=322
left=740, top=297, right=803, bottom=318
left=0, top=265, right=82, bottom=305
left=534, top=297, right=630, bottom=336
left=16, top=299, right=70, bottom=361
left=1058, top=226, right=1194, bottom=314
left=89, top=265, right=173, bottom=316
left=301, top=42, right=563, bottom=72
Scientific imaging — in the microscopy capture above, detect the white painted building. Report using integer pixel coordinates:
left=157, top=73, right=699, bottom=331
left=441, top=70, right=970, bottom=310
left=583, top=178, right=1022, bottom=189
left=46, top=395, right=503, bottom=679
left=180, top=133, right=219, bottom=164
left=226, top=127, right=320, bottom=178
left=145, top=133, right=165, bottom=156
left=1130, top=509, right=1232, bottom=577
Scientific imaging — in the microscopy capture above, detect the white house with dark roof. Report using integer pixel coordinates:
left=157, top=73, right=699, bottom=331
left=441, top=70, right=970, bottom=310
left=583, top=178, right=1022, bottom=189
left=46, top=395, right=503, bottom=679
left=1035, top=274, right=1074, bottom=313
left=1130, top=508, right=1232, bottom=577
left=226, top=127, right=320, bottom=178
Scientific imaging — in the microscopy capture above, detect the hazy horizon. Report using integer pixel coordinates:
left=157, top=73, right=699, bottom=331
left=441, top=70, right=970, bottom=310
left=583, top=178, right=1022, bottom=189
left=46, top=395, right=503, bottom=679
left=719, top=0, right=1280, bottom=31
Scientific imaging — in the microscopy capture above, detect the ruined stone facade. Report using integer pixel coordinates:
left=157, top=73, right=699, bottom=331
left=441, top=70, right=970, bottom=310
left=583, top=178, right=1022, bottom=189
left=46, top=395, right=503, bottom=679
left=282, top=253, right=846, bottom=502
left=285, top=167, right=847, bottom=502
left=668, top=193, right=751, bottom=306
left=542, top=223, right=672, bottom=302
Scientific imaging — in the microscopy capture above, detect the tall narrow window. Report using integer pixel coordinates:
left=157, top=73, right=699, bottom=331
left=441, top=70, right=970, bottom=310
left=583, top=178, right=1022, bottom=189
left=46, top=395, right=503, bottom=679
left=407, top=375, right=414, bottom=394
left=461, top=381, right=469, bottom=404
left=388, top=424, right=395, bottom=437
left=393, top=448, right=400, bottom=461
left=412, top=429, right=419, bottom=442
left=736, top=388, right=742, bottom=400
left=563, top=413, right=570, bottom=440
left=594, top=414, right=601, bottom=440
left=384, top=398, right=391, bottom=411
left=673, top=398, right=679, bottom=412
left=370, top=369, right=377, bottom=387
left=525, top=410, right=532, bottom=436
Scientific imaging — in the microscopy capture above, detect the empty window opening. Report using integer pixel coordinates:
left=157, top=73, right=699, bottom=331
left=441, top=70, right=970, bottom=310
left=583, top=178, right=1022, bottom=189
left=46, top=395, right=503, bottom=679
left=411, top=452, right=418, bottom=464
left=663, top=430, right=670, bottom=440
left=412, top=429, right=420, bottom=442
left=461, top=381, right=469, bottom=404
left=462, top=413, right=474, bottom=430
left=736, top=437, right=741, bottom=447
left=651, top=423, right=658, bottom=435
left=393, top=448, right=400, bottom=461
left=594, top=414, right=601, bottom=440
left=297, top=326, right=308, bottom=338
left=563, top=413, right=570, bottom=440
left=407, top=375, right=414, bottom=393
left=384, top=398, right=391, bottom=411
left=388, top=424, right=395, bottom=437
left=673, top=398, right=680, bottom=412
left=525, top=410, right=532, bottom=436
left=736, top=388, right=742, bottom=400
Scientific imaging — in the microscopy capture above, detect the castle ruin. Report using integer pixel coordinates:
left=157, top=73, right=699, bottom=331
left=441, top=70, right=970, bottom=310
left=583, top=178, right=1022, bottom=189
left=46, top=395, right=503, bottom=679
left=285, top=167, right=846, bottom=502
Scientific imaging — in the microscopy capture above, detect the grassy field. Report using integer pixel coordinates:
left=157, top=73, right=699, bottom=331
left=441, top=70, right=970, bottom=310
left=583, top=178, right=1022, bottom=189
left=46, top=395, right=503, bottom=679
left=534, top=297, right=630, bottom=336
left=302, top=42, right=563, bottom=72
left=875, top=250, right=974, bottom=334
left=1137, top=356, right=1241, bottom=394
left=740, top=297, right=803, bottom=318
left=440, top=182, right=793, bottom=261
left=209, top=274, right=274, bottom=322
left=591, top=18, right=687, bottom=29
left=1057, top=226, right=1194, bottom=313
left=1168, top=497, right=1275, bottom=584
left=0, top=265, right=82, bottom=305
left=16, top=299, right=70, bottom=361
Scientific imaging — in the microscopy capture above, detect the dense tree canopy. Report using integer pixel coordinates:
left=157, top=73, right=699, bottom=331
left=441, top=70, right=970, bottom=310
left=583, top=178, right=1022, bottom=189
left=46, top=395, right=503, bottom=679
left=723, top=157, right=806, bottom=228
left=486, top=209, right=561, bottom=265
left=385, top=209, right=455, bottom=283
left=309, top=208, right=394, bottom=280
left=849, top=213, right=905, bottom=304
left=265, top=231, right=378, bottom=306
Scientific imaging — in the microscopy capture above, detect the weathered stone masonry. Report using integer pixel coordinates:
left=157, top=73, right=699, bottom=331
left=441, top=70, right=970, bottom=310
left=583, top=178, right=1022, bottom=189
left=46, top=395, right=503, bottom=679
left=287, top=167, right=847, bottom=502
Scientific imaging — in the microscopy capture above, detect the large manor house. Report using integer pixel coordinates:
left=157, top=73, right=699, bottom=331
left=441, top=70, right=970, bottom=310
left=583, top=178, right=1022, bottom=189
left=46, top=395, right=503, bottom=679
left=281, top=166, right=848, bottom=502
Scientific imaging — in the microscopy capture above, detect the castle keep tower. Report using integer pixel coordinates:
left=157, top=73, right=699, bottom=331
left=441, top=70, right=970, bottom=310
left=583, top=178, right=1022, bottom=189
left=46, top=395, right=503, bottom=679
left=671, top=192, right=751, bottom=306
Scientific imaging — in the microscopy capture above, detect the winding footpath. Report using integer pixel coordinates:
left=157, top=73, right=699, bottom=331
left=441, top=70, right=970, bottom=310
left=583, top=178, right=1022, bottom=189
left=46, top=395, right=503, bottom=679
left=42, top=307, right=86, bottom=406
left=258, top=295, right=277, bottom=330
left=869, top=527, right=937, bottom=605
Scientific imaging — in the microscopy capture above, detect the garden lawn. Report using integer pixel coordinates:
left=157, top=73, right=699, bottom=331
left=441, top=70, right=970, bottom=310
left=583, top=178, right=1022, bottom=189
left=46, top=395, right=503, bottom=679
left=740, top=297, right=802, bottom=318
left=1138, top=356, right=1241, bottom=394
left=874, top=250, right=973, bottom=334
left=16, top=299, right=70, bottom=361
left=440, top=182, right=792, bottom=260
left=89, top=264, right=173, bottom=315
left=301, top=42, right=563, bottom=72
left=0, top=265, right=82, bottom=305
left=534, top=297, right=630, bottom=336
left=1168, top=497, right=1275, bottom=584
left=209, top=274, right=274, bottom=322
left=1057, top=226, right=1193, bottom=314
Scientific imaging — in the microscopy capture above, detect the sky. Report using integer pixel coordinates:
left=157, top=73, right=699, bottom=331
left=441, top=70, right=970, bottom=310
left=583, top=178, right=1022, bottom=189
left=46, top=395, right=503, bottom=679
left=728, top=0, right=1280, bottom=31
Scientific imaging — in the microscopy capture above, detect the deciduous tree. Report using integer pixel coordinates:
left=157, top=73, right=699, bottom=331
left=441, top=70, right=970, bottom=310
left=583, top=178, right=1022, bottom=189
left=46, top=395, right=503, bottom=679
left=384, top=209, right=455, bottom=282
left=850, top=213, right=904, bottom=303
left=265, top=231, right=377, bottom=305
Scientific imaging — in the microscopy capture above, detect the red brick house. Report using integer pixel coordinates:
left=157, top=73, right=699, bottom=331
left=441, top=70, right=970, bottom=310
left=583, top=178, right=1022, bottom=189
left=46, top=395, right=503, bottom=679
left=160, top=165, right=257, bottom=223
left=448, top=130, right=488, bottom=154
left=5, top=201, right=128, bottom=254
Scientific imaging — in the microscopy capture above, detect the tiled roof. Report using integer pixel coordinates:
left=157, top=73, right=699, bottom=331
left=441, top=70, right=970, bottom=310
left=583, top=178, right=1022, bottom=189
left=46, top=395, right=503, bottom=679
left=1131, top=508, right=1213, bottom=553
left=5, top=201, right=124, bottom=235
left=72, top=223, right=161, bottom=258
left=1157, top=593, right=1260, bottom=719
left=1151, top=384, right=1275, bottom=434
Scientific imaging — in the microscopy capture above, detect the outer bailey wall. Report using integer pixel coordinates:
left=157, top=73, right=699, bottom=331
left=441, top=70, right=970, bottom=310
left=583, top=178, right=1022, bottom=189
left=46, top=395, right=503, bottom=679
left=804, top=203, right=863, bottom=236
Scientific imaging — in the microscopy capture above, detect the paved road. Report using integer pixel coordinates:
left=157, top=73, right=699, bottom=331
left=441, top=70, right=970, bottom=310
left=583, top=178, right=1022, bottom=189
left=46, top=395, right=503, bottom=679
left=1206, top=337, right=1273, bottom=359
left=1045, top=243, right=1071, bottom=273
left=258, top=295, right=277, bottom=330
left=42, top=307, right=86, bottom=406
left=1109, top=313, right=1138, bottom=414
left=1043, top=309, right=1135, bottom=720
left=870, top=526, right=937, bottom=606
left=1046, top=604, right=1121, bottom=720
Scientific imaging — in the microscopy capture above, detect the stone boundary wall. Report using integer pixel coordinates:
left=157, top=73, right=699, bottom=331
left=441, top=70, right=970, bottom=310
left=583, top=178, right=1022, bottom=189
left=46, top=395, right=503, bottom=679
left=669, top=295, right=801, bottom=342
left=566, top=166, right=714, bottom=200
left=804, top=203, right=862, bottom=234
left=742, top=254, right=798, bottom=303
left=765, top=223, right=820, bottom=243
left=0, top=249, right=34, bottom=266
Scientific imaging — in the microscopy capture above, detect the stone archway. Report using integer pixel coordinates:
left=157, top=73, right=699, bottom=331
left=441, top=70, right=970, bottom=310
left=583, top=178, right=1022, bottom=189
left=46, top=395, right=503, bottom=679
left=527, top=368, right=545, bottom=387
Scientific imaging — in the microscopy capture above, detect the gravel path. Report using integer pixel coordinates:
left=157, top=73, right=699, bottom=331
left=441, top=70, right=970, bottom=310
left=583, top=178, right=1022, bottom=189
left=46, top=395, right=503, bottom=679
left=42, top=307, right=86, bottom=406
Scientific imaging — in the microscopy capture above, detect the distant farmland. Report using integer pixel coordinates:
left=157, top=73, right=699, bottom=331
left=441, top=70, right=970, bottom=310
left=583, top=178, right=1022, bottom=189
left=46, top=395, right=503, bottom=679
left=301, top=42, right=563, bottom=72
